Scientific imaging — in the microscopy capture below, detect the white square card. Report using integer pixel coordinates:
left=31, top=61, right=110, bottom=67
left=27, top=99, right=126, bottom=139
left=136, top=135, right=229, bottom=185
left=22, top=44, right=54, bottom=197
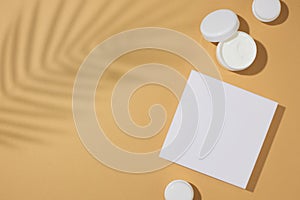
left=160, top=70, right=278, bottom=189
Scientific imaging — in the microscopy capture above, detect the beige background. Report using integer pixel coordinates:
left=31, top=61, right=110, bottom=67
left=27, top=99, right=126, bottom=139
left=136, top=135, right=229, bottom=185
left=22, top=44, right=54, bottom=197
left=0, top=0, right=299, bottom=199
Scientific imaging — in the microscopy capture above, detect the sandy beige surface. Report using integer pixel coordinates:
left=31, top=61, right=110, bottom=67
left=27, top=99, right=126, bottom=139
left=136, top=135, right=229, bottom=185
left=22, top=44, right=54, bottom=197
left=0, top=0, right=299, bottom=199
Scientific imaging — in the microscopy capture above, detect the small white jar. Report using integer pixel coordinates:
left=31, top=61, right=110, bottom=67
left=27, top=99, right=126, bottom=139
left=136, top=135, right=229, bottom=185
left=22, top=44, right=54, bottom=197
left=252, top=0, right=281, bottom=22
left=164, top=180, right=194, bottom=200
left=200, top=9, right=257, bottom=71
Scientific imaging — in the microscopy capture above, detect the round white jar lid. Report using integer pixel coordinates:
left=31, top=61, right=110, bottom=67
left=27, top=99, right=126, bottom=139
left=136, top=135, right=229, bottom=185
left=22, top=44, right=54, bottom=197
left=200, top=9, right=240, bottom=42
left=217, top=31, right=257, bottom=71
left=252, top=0, right=281, bottom=22
left=164, top=180, right=194, bottom=200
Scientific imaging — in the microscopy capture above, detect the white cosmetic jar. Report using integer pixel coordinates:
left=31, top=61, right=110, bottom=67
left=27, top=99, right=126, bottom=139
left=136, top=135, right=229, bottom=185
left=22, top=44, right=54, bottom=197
left=164, top=180, right=194, bottom=200
left=200, top=9, right=257, bottom=71
left=252, top=0, right=281, bottom=22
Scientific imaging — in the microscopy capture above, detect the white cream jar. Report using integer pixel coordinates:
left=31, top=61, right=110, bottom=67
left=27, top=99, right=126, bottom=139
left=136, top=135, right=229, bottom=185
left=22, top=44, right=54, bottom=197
left=252, top=0, right=281, bottom=22
left=200, top=9, right=257, bottom=71
left=164, top=180, right=194, bottom=200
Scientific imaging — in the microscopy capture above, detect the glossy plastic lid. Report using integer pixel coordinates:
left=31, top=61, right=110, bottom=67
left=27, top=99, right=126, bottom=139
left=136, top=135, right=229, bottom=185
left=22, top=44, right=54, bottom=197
left=200, top=9, right=240, bottom=42
left=252, top=0, right=281, bottom=22
left=164, top=180, right=194, bottom=200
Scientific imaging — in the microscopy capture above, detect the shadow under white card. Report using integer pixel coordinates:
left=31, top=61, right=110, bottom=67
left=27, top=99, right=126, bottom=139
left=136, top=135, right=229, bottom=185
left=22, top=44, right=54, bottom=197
left=159, top=70, right=278, bottom=189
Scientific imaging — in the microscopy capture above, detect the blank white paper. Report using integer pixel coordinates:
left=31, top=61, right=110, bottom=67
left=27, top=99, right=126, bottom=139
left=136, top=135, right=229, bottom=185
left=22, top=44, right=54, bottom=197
left=160, top=70, right=278, bottom=189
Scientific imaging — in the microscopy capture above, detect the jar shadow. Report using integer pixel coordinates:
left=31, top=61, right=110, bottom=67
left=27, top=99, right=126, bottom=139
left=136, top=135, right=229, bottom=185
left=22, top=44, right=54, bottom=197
left=237, top=15, right=250, bottom=34
left=266, top=1, right=289, bottom=26
left=190, top=183, right=202, bottom=200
